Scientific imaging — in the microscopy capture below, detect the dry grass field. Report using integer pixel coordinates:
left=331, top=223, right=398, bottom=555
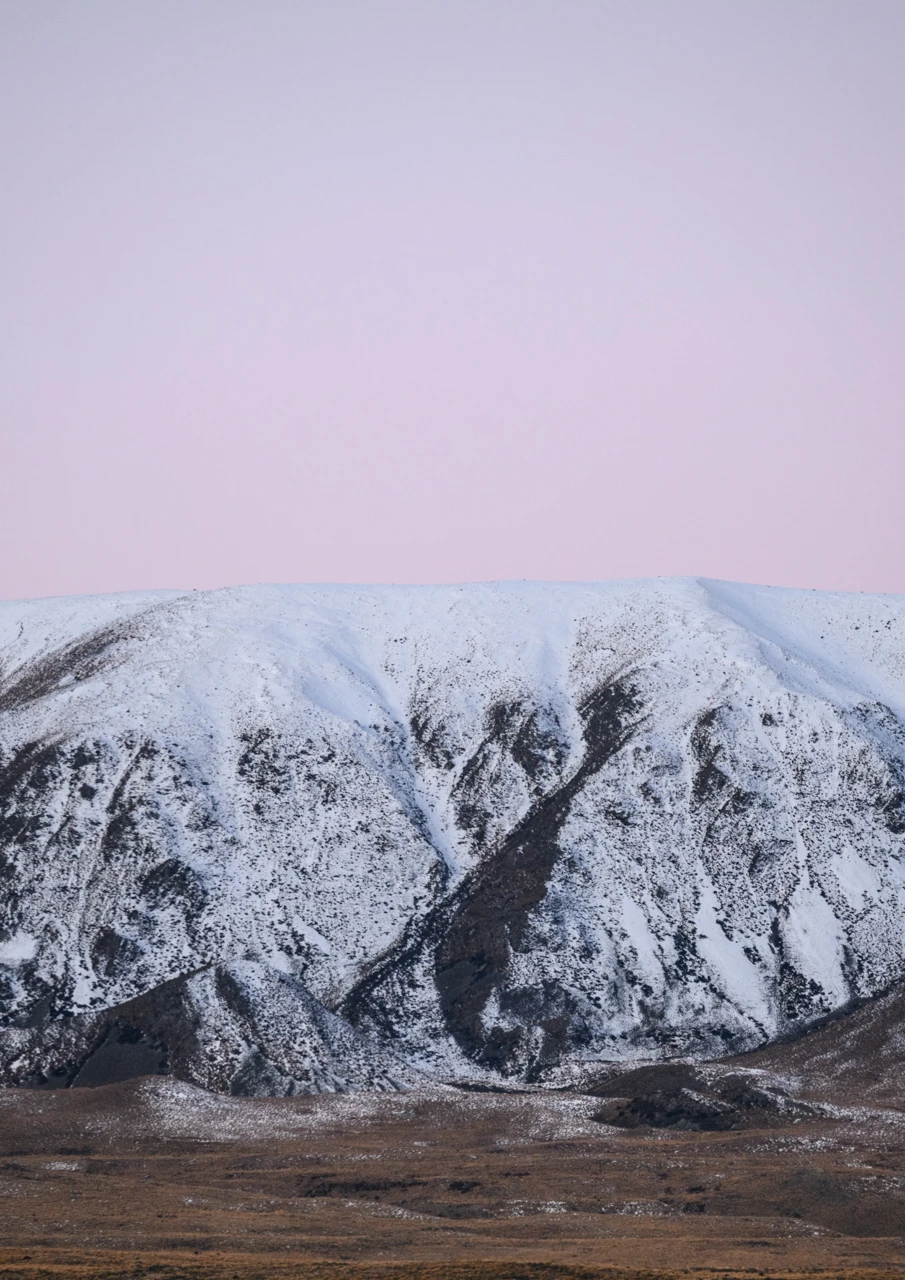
left=1, top=1070, right=904, bottom=1280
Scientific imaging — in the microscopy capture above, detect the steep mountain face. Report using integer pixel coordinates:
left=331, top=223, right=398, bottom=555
left=1, top=578, right=905, bottom=1089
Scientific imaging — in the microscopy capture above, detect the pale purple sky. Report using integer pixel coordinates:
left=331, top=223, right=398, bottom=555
left=3, top=1, right=904, bottom=601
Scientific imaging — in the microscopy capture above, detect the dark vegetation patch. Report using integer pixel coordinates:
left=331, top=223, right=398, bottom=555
left=0, top=617, right=141, bottom=714
left=68, top=1021, right=171, bottom=1088
left=90, top=928, right=141, bottom=980
left=139, top=858, right=208, bottom=914
left=586, top=1062, right=818, bottom=1131
left=298, top=1175, right=428, bottom=1198
left=690, top=708, right=730, bottom=802
left=236, top=728, right=292, bottom=796
left=99, top=741, right=160, bottom=863
left=846, top=701, right=905, bottom=835
left=451, top=700, right=568, bottom=846
left=767, top=915, right=830, bottom=1024
left=2, top=970, right=205, bottom=1090
left=409, top=699, right=456, bottom=771
left=0, top=741, right=65, bottom=857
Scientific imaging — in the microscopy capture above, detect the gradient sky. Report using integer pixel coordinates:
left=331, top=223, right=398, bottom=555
left=2, top=1, right=904, bottom=601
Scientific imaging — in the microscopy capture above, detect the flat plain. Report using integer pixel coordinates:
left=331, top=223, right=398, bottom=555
left=1, top=1071, right=904, bottom=1280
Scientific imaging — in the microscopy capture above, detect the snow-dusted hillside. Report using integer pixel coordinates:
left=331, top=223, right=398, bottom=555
left=2, top=579, right=905, bottom=1090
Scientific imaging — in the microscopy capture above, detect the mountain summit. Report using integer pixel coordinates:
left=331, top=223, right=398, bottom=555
left=2, top=579, right=904, bottom=1091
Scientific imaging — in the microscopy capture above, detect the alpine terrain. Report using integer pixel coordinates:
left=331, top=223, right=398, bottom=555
left=2, top=578, right=905, bottom=1093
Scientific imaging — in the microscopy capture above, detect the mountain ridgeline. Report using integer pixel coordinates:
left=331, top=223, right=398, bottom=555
left=1, top=578, right=904, bottom=1093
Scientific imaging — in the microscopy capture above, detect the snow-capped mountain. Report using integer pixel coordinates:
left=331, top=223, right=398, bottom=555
left=2, top=578, right=905, bottom=1090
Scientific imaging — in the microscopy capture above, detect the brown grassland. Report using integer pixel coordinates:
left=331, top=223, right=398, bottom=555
left=1, top=1066, right=904, bottom=1280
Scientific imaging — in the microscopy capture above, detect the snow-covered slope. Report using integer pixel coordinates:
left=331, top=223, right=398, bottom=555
left=1, top=578, right=905, bottom=1088
left=0, top=960, right=423, bottom=1094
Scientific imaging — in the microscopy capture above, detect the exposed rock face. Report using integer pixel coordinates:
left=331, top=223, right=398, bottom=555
left=2, top=578, right=905, bottom=1089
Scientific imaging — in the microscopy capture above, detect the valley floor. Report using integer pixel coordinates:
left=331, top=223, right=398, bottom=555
left=1, top=1080, right=904, bottom=1279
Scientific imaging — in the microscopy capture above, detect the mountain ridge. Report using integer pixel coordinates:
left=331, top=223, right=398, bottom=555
left=2, top=578, right=905, bottom=1090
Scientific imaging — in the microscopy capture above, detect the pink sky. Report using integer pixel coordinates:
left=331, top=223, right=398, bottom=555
left=2, top=1, right=904, bottom=601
